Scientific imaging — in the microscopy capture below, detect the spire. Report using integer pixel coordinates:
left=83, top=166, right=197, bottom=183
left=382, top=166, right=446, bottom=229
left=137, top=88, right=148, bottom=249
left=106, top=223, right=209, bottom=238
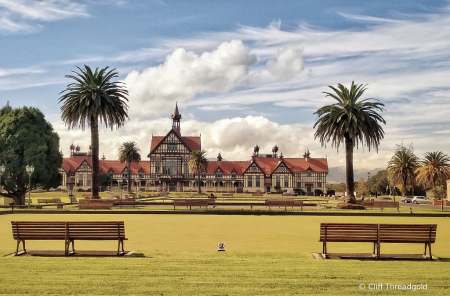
left=217, top=152, right=222, bottom=161
left=101, top=153, right=106, bottom=161
left=171, top=103, right=182, bottom=134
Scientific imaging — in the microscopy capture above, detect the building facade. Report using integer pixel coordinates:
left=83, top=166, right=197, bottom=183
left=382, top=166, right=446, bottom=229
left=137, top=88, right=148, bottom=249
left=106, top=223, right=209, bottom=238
left=60, top=105, right=328, bottom=194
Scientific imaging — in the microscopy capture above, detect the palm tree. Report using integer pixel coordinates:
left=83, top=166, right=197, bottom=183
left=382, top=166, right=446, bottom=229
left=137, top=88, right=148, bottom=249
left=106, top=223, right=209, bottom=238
left=415, top=151, right=450, bottom=189
left=387, top=145, right=419, bottom=197
left=118, top=142, right=141, bottom=193
left=314, top=82, right=386, bottom=203
left=59, top=65, right=129, bottom=198
left=189, top=150, right=209, bottom=194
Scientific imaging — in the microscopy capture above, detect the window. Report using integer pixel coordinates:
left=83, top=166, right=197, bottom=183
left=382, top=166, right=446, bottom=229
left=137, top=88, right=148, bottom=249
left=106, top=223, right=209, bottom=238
left=201, top=171, right=206, bottom=178
left=297, top=182, right=301, bottom=188
left=122, top=169, right=128, bottom=178
left=276, top=176, right=280, bottom=187
left=108, top=169, right=114, bottom=177
left=86, top=174, right=92, bottom=186
left=248, top=177, right=252, bottom=187
left=163, top=161, right=177, bottom=175
left=139, top=169, right=144, bottom=178
left=215, top=170, right=223, bottom=179
left=255, top=176, right=260, bottom=187
left=231, top=172, right=236, bottom=179
left=317, top=182, right=322, bottom=188
left=167, top=143, right=176, bottom=152
left=307, top=170, right=312, bottom=176
left=284, top=176, right=289, bottom=187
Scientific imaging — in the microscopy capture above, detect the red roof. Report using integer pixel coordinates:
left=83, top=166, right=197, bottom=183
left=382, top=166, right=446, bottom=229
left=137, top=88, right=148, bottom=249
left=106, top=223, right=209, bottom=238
left=61, top=155, right=150, bottom=174
left=206, top=161, right=250, bottom=175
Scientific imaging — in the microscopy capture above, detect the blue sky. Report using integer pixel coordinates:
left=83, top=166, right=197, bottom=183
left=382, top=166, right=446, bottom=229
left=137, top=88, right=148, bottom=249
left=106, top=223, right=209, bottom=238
left=1, top=0, right=449, bottom=172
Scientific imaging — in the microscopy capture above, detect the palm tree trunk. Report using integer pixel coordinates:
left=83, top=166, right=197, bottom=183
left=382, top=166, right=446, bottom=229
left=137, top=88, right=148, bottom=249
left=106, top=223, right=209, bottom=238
left=90, top=117, right=100, bottom=199
left=345, top=134, right=356, bottom=203
left=197, top=166, right=202, bottom=194
left=402, top=176, right=407, bottom=197
left=127, top=163, right=131, bottom=193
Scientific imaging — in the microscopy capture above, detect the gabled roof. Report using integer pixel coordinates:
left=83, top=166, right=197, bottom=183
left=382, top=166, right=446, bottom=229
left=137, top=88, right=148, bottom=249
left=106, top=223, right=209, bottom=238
left=283, top=158, right=328, bottom=173
left=206, top=161, right=251, bottom=175
left=149, top=129, right=201, bottom=155
left=62, top=155, right=150, bottom=175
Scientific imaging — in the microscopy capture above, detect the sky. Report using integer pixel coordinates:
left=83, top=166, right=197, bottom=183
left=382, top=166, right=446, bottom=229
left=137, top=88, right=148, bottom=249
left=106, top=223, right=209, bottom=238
left=1, top=0, right=449, bottom=173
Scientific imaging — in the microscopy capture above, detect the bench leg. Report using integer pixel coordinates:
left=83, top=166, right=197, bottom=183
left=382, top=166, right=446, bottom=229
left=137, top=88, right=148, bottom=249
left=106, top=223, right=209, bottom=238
left=322, top=242, right=327, bottom=254
left=22, top=239, right=26, bottom=253
left=428, top=243, right=432, bottom=260
left=373, top=243, right=376, bottom=256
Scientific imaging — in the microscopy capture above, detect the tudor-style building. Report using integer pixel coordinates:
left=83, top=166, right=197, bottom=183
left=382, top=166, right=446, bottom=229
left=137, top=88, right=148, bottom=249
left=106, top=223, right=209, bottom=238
left=59, top=105, right=328, bottom=195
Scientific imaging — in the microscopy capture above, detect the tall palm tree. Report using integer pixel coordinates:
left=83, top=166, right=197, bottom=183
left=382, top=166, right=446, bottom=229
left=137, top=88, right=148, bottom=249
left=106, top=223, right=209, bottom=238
left=387, top=145, right=419, bottom=197
left=314, top=81, right=386, bottom=203
left=118, top=142, right=141, bottom=193
left=59, top=65, right=129, bottom=198
left=415, top=151, right=450, bottom=189
left=189, top=150, right=209, bottom=194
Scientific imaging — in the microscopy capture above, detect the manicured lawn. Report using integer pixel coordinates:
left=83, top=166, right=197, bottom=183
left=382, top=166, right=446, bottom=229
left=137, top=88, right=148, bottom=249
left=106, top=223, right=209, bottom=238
left=1, top=213, right=450, bottom=294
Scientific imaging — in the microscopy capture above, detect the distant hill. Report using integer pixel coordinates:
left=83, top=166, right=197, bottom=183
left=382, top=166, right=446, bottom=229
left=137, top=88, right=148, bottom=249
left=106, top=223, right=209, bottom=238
left=327, top=167, right=385, bottom=183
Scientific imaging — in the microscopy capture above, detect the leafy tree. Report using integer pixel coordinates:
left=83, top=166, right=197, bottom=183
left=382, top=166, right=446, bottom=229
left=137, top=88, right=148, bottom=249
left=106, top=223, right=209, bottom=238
left=387, top=145, right=419, bottom=197
left=326, top=182, right=346, bottom=193
left=188, top=150, right=208, bottom=193
left=368, top=170, right=389, bottom=195
left=0, top=105, right=62, bottom=204
left=415, top=151, right=450, bottom=189
left=356, top=177, right=368, bottom=198
left=118, top=141, right=141, bottom=193
left=314, top=82, right=386, bottom=203
left=59, top=65, right=129, bottom=198
left=431, top=185, right=446, bottom=200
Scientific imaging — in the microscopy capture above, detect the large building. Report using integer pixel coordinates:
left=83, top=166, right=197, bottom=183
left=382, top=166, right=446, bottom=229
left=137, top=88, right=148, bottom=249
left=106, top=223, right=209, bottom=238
left=60, top=105, right=328, bottom=194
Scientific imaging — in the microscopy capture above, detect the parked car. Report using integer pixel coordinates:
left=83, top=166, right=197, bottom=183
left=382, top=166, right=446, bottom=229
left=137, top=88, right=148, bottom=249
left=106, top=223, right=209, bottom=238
left=401, top=196, right=414, bottom=203
left=411, top=196, right=430, bottom=204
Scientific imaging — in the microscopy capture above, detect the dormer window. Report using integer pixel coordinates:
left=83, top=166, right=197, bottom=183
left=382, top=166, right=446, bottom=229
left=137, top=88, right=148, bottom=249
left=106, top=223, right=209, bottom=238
left=122, top=168, right=128, bottom=178
left=138, top=169, right=144, bottom=178
left=201, top=171, right=206, bottom=178
left=215, top=170, right=223, bottom=179
left=108, top=169, right=114, bottom=177
left=231, top=171, right=236, bottom=179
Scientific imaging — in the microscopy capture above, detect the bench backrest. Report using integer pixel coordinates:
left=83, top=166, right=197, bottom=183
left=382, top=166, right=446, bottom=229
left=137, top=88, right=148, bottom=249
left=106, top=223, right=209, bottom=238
left=363, top=201, right=399, bottom=208
left=320, top=223, right=379, bottom=242
left=379, top=224, right=437, bottom=243
left=11, top=221, right=126, bottom=240
left=66, top=221, right=126, bottom=240
left=11, top=221, right=67, bottom=240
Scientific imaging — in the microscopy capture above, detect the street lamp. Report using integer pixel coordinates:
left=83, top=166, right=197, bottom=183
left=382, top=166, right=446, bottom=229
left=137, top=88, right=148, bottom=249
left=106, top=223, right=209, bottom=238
left=0, top=165, right=5, bottom=195
left=367, top=172, right=371, bottom=201
left=26, top=165, right=34, bottom=208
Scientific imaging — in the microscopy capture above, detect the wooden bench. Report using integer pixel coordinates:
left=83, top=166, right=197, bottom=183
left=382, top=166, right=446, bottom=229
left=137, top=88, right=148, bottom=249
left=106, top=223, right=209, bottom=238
left=265, top=199, right=304, bottom=210
left=11, top=221, right=127, bottom=255
left=78, top=199, right=114, bottom=210
left=319, top=223, right=437, bottom=259
left=173, top=199, right=209, bottom=210
left=363, top=200, right=399, bottom=211
left=113, top=199, right=136, bottom=207
left=38, top=198, right=62, bottom=205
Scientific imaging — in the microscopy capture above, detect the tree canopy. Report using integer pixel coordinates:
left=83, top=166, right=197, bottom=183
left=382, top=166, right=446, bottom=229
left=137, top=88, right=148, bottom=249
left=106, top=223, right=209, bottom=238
left=189, top=150, right=208, bottom=194
left=387, top=145, right=419, bottom=197
left=314, top=81, right=385, bottom=203
left=118, top=141, right=141, bottom=193
left=0, top=105, right=62, bottom=204
left=415, top=151, right=450, bottom=189
left=59, top=65, right=129, bottom=198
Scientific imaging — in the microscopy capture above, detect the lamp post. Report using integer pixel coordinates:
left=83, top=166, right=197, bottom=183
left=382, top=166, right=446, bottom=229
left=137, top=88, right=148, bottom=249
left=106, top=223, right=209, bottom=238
left=440, top=169, right=444, bottom=212
left=367, top=172, right=371, bottom=201
left=26, top=165, right=34, bottom=208
left=0, top=165, right=5, bottom=196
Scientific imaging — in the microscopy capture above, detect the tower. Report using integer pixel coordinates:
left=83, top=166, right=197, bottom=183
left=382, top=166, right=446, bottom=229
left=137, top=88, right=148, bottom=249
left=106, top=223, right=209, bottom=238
left=172, top=103, right=182, bottom=134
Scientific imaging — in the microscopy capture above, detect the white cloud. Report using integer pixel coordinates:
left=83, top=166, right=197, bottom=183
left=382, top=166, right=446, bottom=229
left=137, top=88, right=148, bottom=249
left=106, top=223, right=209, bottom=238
left=123, top=40, right=258, bottom=117
left=267, top=45, right=305, bottom=80
left=0, top=0, right=87, bottom=33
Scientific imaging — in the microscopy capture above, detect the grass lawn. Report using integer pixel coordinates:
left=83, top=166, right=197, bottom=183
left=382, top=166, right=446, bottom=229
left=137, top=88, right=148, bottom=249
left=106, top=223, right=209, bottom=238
left=1, top=213, right=450, bottom=294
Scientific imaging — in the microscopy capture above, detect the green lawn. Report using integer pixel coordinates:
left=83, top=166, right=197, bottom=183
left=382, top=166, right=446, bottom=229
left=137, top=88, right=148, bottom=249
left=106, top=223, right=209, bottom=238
left=1, top=213, right=450, bottom=295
